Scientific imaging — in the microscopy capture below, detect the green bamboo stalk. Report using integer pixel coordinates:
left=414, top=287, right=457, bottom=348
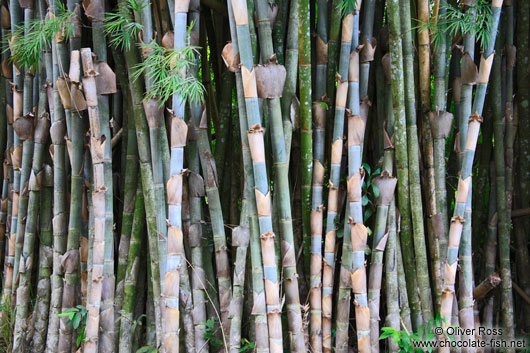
left=399, top=0, right=433, bottom=324
left=195, top=107, right=232, bottom=348
left=298, top=0, right=312, bottom=284
left=386, top=0, right=423, bottom=329
left=384, top=200, right=399, bottom=353
left=314, top=0, right=327, bottom=101
left=482, top=162, right=497, bottom=329
left=13, top=85, right=49, bottom=351
left=325, top=0, right=341, bottom=113
left=58, top=49, right=86, bottom=353
left=254, top=1, right=305, bottom=351
left=118, top=184, right=145, bottom=353
left=31, top=164, right=53, bottom=352
left=46, top=2, right=69, bottom=347
left=114, top=103, right=139, bottom=351
left=229, top=0, right=283, bottom=350
left=322, top=13, right=353, bottom=353
left=12, top=0, right=36, bottom=300
left=491, top=19, right=516, bottom=348
left=429, top=0, right=451, bottom=310
left=439, top=2, right=504, bottom=351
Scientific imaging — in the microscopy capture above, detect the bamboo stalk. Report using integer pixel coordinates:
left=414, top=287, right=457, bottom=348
left=387, top=0, right=423, bottom=329
left=118, top=184, right=145, bottom=353
left=225, top=2, right=268, bottom=349
left=439, top=2, right=505, bottom=352
left=322, top=13, right=353, bottom=353
left=13, top=87, right=49, bottom=352
left=31, top=164, right=53, bottom=352
left=229, top=0, right=283, bottom=350
left=58, top=48, right=86, bottom=353
left=254, top=1, right=305, bottom=351
left=46, top=1, right=69, bottom=347
left=384, top=200, right=399, bottom=353
left=399, top=0, right=433, bottom=324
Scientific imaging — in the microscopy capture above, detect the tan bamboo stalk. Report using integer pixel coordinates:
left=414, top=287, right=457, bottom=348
left=322, top=13, right=353, bottom=353
left=229, top=0, right=283, bottom=350
left=439, top=3, right=504, bottom=350
left=164, top=108, right=188, bottom=352
left=80, top=47, right=108, bottom=353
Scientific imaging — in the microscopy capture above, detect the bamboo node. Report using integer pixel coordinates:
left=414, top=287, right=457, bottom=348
left=468, top=112, right=483, bottom=124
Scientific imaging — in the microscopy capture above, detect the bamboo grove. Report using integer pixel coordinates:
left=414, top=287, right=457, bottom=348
left=0, top=0, right=528, bottom=351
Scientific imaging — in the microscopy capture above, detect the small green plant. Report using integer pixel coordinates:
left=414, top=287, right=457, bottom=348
left=0, top=299, right=14, bottom=352
left=203, top=317, right=223, bottom=348
left=5, top=3, right=74, bottom=70
left=239, top=338, right=255, bottom=352
left=379, top=313, right=455, bottom=353
left=361, top=162, right=381, bottom=221
left=115, top=311, right=146, bottom=336
left=136, top=346, right=157, bottom=353
left=104, top=0, right=148, bottom=50
left=418, top=0, right=493, bottom=50
left=132, top=33, right=205, bottom=105
left=57, top=305, right=87, bottom=348
left=336, top=0, right=359, bottom=15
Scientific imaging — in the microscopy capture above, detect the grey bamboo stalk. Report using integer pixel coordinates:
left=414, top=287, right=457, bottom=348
left=439, top=2, right=504, bottom=351
left=89, top=1, right=116, bottom=348
left=46, top=1, right=69, bottom=347
left=254, top=1, right=305, bottom=351
left=225, top=2, right=268, bottom=349
left=31, top=164, right=53, bottom=352
left=396, top=238, right=412, bottom=331
left=399, top=0, right=433, bottom=324
left=58, top=49, right=86, bottom=353
left=12, top=92, right=49, bottom=352
left=80, top=47, right=109, bottom=353
left=229, top=0, right=283, bottom=350
left=368, top=168, right=397, bottom=352
left=12, top=0, right=35, bottom=298
left=384, top=200, right=399, bottom=353
left=186, top=1, right=209, bottom=349
left=280, top=0, right=297, bottom=163
left=309, top=101, right=325, bottom=353
left=322, top=13, right=353, bottom=353
left=386, top=0, right=423, bottom=329
left=119, top=184, right=145, bottom=353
